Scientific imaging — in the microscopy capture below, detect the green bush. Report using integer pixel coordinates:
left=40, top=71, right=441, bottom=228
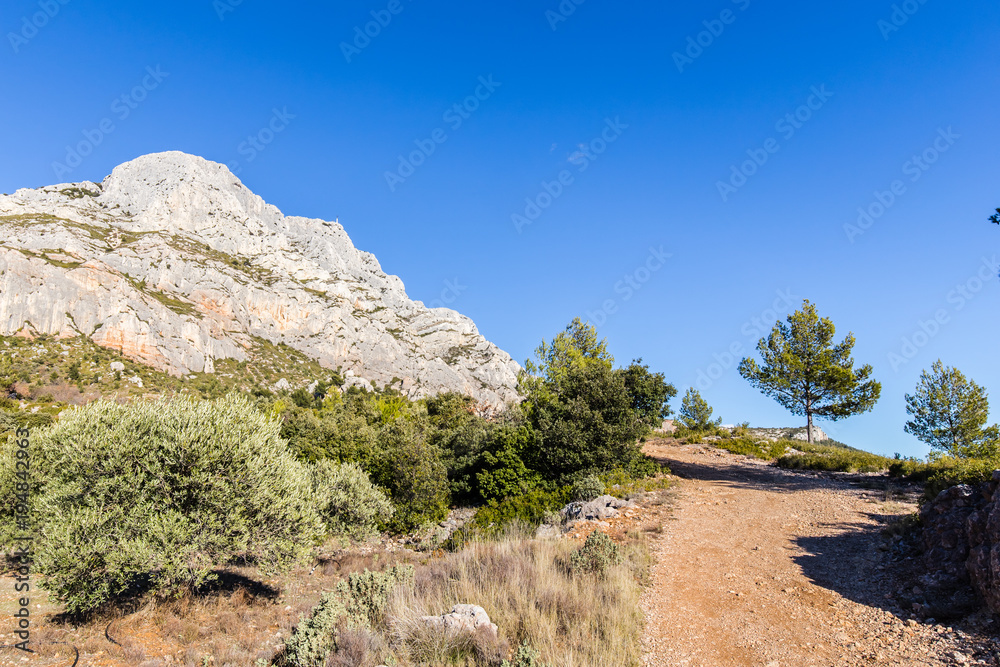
left=502, top=642, right=551, bottom=667
left=20, top=394, right=321, bottom=615
left=572, top=474, right=605, bottom=501
left=713, top=436, right=790, bottom=460
left=470, top=488, right=572, bottom=533
left=475, top=424, right=543, bottom=502
left=309, top=460, right=393, bottom=539
left=776, top=445, right=890, bottom=473
left=920, top=456, right=1000, bottom=501
left=284, top=565, right=414, bottom=667
left=569, top=531, right=622, bottom=576
left=367, top=421, right=449, bottom=532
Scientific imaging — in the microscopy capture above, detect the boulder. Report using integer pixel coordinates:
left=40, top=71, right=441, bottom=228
left=561, top=495, right=635, bottom=522
left=421, top=604, right=497, bottom=638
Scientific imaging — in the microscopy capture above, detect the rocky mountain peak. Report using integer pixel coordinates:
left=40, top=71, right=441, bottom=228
left=0, top=152, right=521, bottom=403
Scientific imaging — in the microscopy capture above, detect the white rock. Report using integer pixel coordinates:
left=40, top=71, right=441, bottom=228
left=0, top=152, right=520, bottom=404
left=421, top=604, right=498, bottom=638
left=110, top=362, right=126, bottom=372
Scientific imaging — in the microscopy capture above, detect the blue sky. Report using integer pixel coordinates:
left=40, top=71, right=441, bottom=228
left=2, top=0, right=998, bottom=457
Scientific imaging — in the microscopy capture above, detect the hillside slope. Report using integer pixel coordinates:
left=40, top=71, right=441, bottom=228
left=0, top=152, right=519, bottom=402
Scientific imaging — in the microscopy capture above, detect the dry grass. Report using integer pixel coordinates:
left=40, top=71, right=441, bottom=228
left=383, top=527, right=650, bottom=667
left=8, top=530, right=652, bottom=666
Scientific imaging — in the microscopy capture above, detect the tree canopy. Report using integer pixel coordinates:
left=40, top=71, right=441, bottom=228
left=521, top=318, right=676, bottom=481
left=738, top=300, right=881, bottom=443
left=904, top=360, right=998, bottom=459
left=678, top=388, right=721, bottom=430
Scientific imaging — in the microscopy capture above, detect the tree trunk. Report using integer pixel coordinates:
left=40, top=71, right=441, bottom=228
left=807, top=412, right=814, bottom=445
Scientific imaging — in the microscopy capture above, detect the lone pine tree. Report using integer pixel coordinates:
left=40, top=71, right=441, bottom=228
left=738, top=300, right=881, bottom=444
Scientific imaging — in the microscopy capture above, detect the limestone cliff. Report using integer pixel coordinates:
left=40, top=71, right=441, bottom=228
left=0, top=151, right=520, bottom=402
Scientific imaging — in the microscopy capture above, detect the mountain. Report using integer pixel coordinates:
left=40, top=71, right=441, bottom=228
left=0, top=152, right=520, bottom=403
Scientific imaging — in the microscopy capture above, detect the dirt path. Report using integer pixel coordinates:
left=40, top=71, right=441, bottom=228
left=639, top=440, right=999, bottom=667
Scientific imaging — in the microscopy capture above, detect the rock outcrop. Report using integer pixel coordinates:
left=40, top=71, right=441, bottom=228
left=0, top=152, right=520, bottom=403
left=920, top=471, right=1000, bottom=614
left=420, top=604, right=498, bottom=638
left=561, top=495, right=636, bottom=522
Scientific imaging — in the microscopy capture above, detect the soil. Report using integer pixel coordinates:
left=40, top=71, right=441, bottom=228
left=640, top=439, right=1000, bottom=667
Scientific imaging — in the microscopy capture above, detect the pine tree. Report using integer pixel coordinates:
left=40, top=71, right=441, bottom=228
left=904, top=360, right=997, bottom=458
left=738, top=300, right=881, bottom=443
left=678, top=388, right=720, bottom=430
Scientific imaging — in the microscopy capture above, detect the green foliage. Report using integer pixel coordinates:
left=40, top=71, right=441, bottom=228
left=889, top=455, right=1000, bottom=501
left=309, top=460, right=394, bottom=539
left=20, top=395, right=321, bottom=615
left=572, top=474, right=605, bottom=502
left=502, top=642, right=551, bottom=667
left=738, top=300, right=881, bottom=442
left=776, top=443, right=891, bottom=473
left=990, top=207, right=999, bottom=225
left=714, top=436, right=790, bottom=460
left=521, top=321, right=675, bottom=483
left=475, top=424, right=542, bottom=502
left=470, top=487, right=573, bottom=535
left=569, top=531, right=622, bottom=575
left=678, top=388, right=721, bottom=430
left=284, top=565, right=415, bottom=667
left=904, top=360, right=998, bottom=459
left=367, top=421, right=449, bottom=532
left=621, top=359, right=677, bottom=423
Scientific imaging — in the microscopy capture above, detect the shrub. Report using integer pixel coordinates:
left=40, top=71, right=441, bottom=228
left=502, top=641, right=551, bottom=667
left=22, top=394, right=321, bottom=615
left=284, top=565, right=414, bottom=667
left=475, top=425, right=542, bottom=502
left=714, top=436, right=789, bottom=460
left=309, top=460, right=393, bottom=539
left=570, top=531, right=622, bottom=576
left=470, top=487, right=573, bottom=535
left=920, top=456, right=1000, bottom=501
left=776, top=445, right=890, bottom=473
left=572, top=474, right=605, bottom=501
left=367, top=421, right=449, bottom=532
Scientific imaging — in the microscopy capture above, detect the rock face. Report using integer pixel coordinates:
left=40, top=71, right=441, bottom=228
left=746, top=426, right=828, bottom=442
left=0, top=152, right=520, bottom=403
left=920, top=471, right=1000, bottom=614
left=420, top=604, right=498, bottom=638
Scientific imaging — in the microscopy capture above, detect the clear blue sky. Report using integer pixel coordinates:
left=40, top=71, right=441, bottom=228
left=2, top=0, right=998, bottom=458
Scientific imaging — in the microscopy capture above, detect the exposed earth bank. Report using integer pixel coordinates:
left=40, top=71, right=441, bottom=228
left=640, top=439, right=1000, bottom=667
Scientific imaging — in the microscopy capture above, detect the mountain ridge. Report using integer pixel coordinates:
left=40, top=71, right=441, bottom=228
left=0, top=151, right=520, bottom=402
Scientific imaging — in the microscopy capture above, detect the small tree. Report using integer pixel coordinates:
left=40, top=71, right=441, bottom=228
left=520, top=318, right=676, bottom=482
left=738, top=300, right=881, bottom=444
left=904, top=360, right=997, bottom=459
left=678, top=388, right=721, bottom=430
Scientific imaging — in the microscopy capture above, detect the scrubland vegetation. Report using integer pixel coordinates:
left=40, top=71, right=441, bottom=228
left=3, top=302, right=999, bottom=664
left=0, top=318, right=674, bottom=665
